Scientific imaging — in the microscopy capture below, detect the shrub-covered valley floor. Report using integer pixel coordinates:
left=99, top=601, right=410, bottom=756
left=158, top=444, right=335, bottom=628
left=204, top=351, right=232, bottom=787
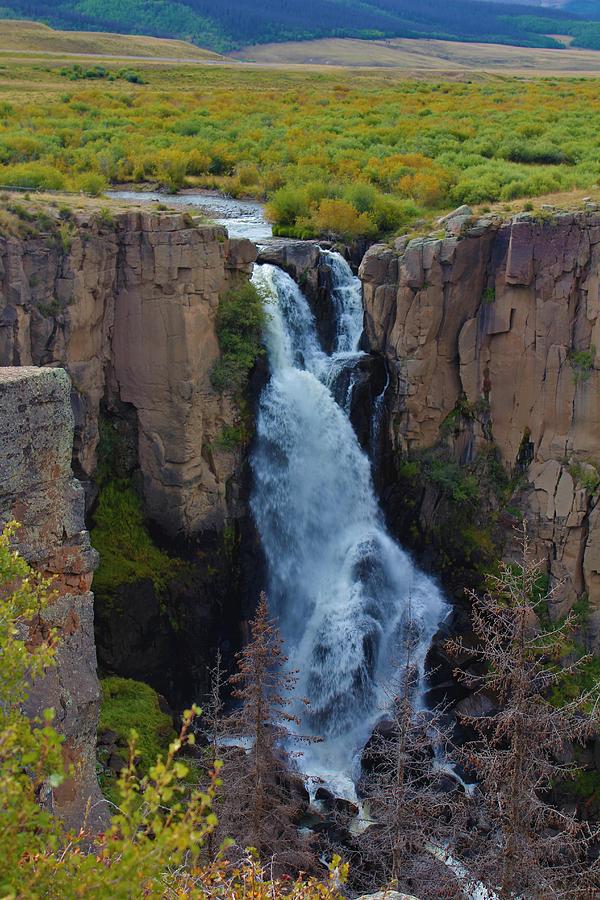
left=2, top=57, right=600, bottom=239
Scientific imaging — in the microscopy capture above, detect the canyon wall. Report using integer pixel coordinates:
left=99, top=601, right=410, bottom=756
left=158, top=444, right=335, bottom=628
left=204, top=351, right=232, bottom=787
left=0, top=210, right=256, bottom=537
left=0, top=366, right=104, bottom=830
left=360, top=211, right=600, bottom=643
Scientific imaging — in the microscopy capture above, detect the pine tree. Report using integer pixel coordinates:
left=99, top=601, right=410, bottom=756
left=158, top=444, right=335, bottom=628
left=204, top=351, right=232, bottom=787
left=447, top=525, right=600, bottom=898
left=218, top=593, right=315, bottom=873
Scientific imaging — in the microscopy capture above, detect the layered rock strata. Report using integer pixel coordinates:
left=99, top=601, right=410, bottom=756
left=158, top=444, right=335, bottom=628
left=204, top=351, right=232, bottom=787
left=0, top=366, right=104, bottom=830
left=0, top=212, right=256, bottom=536
left=360, top=212, right=600, bottom=641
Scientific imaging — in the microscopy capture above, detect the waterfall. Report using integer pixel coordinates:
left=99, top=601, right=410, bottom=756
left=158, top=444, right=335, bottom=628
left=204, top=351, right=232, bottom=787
left=250, top=254, right=448, bottom=799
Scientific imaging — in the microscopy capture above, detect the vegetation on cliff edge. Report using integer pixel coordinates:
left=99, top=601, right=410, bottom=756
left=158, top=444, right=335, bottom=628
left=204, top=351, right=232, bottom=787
left=2, top=62, right=600, bottom=237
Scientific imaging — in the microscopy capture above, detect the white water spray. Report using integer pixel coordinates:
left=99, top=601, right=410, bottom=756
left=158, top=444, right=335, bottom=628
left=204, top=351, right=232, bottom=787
left=250, top=254, right=448, bottom=799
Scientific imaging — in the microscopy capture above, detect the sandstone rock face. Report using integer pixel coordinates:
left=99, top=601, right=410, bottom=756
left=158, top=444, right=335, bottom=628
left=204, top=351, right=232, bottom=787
left=360, top=213, right=600, bottom=639
left=0, top=366, right=105, bottom=830
left=0, top=212, right=257, bottom=536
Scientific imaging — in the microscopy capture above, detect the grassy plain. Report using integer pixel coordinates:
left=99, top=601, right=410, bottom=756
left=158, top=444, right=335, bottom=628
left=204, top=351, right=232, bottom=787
left=1, top=42, right=600, bottom=237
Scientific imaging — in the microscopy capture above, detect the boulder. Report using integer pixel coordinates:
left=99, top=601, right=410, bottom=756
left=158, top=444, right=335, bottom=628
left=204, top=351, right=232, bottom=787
left=256, top=237, right=321, bottom=277
left=437, top=204, right=473, bottom=224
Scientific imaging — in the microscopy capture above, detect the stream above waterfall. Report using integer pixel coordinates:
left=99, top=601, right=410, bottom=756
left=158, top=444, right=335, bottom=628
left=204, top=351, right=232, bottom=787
left=107, top=189, right=272, bottom=241
left=250, top=252, right=448, bottom=800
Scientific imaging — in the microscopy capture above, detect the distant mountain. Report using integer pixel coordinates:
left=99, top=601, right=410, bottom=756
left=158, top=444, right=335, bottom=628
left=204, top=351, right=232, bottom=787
left=483, top=0, right=600, bottom=9
left=1, top=0, right=598, bottom=53
left=482, top=0, right=568, bottom=6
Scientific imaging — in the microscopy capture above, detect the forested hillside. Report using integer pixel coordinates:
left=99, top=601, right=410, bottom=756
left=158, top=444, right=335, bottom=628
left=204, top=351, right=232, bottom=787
left=0, top=0, right=597, bottom=52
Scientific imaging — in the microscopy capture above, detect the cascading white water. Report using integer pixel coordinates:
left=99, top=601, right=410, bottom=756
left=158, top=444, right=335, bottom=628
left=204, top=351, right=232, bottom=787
left=250, top=254, right=448, bottom=799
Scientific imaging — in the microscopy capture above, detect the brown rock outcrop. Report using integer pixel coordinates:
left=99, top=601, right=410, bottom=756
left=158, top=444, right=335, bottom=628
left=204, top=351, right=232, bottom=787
left=0, top=366, right=105, bottom=830
left=360, top=213, right=600, bottom=640
left=0, top=211, right=257, bottom=536
left=257, top=238, right=339, bottom=350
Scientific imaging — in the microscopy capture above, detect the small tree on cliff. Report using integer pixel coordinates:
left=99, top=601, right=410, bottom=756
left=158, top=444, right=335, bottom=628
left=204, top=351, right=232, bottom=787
left=218, top=592, right=315, bottom=873
left=357, top=637, right=465, bottom=899
left=447, top=525, right=600, bottom=898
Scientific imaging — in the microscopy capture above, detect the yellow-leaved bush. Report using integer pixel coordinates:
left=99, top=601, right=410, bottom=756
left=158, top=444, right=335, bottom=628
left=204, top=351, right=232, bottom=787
left=0, top=522, right=347, bottom=898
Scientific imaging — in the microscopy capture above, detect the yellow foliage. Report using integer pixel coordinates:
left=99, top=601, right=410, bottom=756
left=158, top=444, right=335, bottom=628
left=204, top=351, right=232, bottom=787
left=312, top=198, right=377, bottom=239
left=398, top=171, right=445, bottom=206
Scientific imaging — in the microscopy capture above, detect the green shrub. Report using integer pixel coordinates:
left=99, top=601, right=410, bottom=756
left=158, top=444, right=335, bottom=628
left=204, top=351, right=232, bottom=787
left=90, top=480, right=182, bottom=596
left=568, top=462, right=600, bottom=494
left=397, top=460, right=421, bottom=480
left=569, top=346, right=595, bottom=384
left=0, top=163, right=65, bottom=191
left=342, top=181, right=378, bottom=213
left=265, top=184, right=309, bottom=227
left=74, top=172, right=108, bottom=196
left=370, top=195, right=420, bottom=233
left=117, top=69, right=146, bottom=84
left=59, top=65, right=145, bottom=85
left=57, top=221, right=75, bottom=252
left=96, top=207, right=115, bottom=227
left=214, top=423, right=247, bottom=451
left=211, top=282, right=265, bottom=393
left=427, top=458, right=480, bottom=504
left=549, top=654, right=600, bottom=709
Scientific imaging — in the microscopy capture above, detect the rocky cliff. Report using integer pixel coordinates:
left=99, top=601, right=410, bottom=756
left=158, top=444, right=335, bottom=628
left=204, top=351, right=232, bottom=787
left=0, top=210, right=256, bottom=537
left=0, top=366, right=104, bottom=830
left=360, top=211, right=600, bottom=644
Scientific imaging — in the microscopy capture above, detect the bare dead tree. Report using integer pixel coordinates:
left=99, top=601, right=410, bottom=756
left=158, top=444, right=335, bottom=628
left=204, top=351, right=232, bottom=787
left=198, top=649, right=228, bottom=861
left=203, top=648, right=227, bottom=769
left=356, top=634, right=466, bottom=899
left=215, top=593, right=316, bottom=874
left=447, top=524, right=600, bottom=899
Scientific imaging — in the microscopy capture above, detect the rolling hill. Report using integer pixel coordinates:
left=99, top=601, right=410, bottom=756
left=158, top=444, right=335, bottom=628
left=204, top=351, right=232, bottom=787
left=0, top=19, right=221, bottom=58
left=0, top=0, right=599, bottom=53
left=233, top=34, right=600, bottom=72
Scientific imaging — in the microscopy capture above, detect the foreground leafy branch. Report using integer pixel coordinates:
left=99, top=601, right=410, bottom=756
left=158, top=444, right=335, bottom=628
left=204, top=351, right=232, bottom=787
left=0, top=525, right=345, bottom=898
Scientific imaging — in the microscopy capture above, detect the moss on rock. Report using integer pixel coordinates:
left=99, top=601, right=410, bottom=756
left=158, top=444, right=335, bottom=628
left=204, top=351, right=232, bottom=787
left=211, top=281, right=266, bottom=393
left=388, top=445, right=513, bottom=598
left=91, top=479, right=183, bottom=598
left=98, top=676, right=176, bottom=803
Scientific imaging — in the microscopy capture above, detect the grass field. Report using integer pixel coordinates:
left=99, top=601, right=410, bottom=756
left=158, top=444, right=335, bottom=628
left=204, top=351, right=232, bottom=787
left=0, top=20, right=221, bottom=60
left=1, top=36, right=600, bottom=241
left=231, top=35, right=600, bottom=74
